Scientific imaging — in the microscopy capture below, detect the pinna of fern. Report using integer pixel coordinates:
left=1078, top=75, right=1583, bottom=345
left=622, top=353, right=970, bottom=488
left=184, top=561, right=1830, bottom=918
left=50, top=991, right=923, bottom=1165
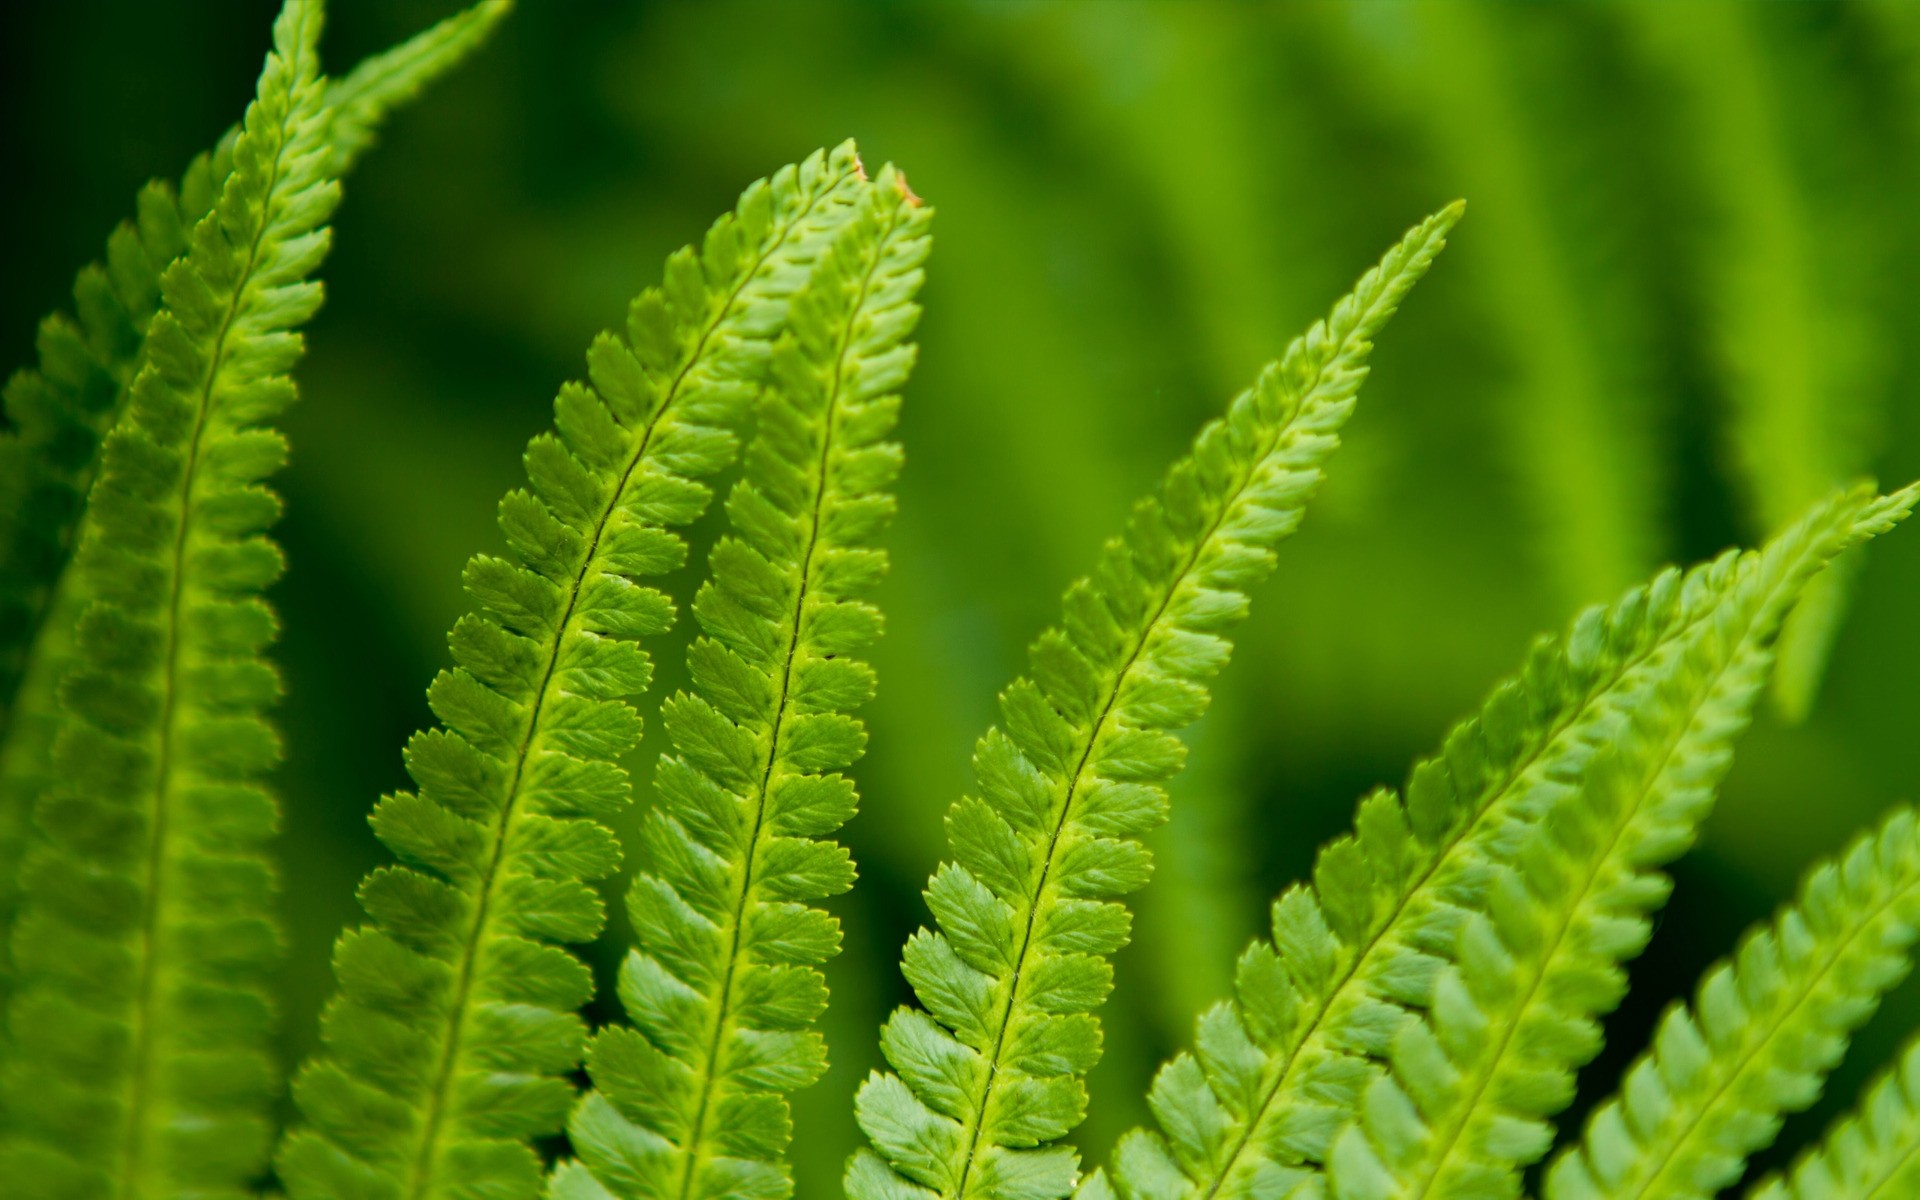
left=1319, top=485, right=1918, bottom=1200
left=846, top=202, right=1460, bottom=1200
left=277, top=142, right=872, bottom=1200
left=0, top=2, right=341, bottom=1197
left=549, top=164, right=931, bottom=1200
left=0, top=0, right=513, bottom=1010
left=1751, top=1032, right=1920, bottom=1200
left=1084, top=481, right=1914, bottom=1200
left=1545, top=802, right=1920, bottom=1200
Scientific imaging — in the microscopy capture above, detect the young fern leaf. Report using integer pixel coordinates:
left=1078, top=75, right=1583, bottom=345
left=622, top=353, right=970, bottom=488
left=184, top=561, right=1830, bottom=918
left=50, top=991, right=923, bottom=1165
left=1089, top=484, right=1913, bottom=1200
left=1544, top=804, right=1920, bottom=1200
left=0, top=0, right=510, bottom=1004
left=846, top=204, right=1461, bottom=1200
left=0, top=3, right=339, bottom=1196
left=548, top=167, right=932, bottom=1200
left=1322, top=484, right=1920, bottom=1200
left=277, top=143, right=869, bottom=1200
left=1748, top=1033, right=1920, bottom=1200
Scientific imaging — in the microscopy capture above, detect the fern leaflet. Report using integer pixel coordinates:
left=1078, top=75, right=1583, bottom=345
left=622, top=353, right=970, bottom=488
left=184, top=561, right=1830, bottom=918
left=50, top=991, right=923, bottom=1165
left=0, top=0, right=509, bottom=1009
left=547, top=165, right=931, bottom=1200
left=1748, top=1034, right=1920, bottom=1200
left=1544, top=804, right=1920, bottom=1200
left=277, top=143, right=870, bottom=1200
left=1090, top=484, right=1913, bottom=1200
left=1322, top=484, right=1919, bottom=1200
left=846, top=204, right=1459, bottom=1200
left=0, top=3, right=340, bottom=1196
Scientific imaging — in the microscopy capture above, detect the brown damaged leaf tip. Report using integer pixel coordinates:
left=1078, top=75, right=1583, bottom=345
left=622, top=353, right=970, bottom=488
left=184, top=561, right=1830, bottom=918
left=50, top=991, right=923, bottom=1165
left=893, top=168, right=923, bottom=207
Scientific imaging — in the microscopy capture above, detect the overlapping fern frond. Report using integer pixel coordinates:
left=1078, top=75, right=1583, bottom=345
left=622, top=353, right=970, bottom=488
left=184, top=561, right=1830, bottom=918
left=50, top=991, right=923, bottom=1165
left=1089, top=483, right=1913, bottom=1200
left=0, top=0, right=510, bottom=1008
left=277, top=142, right=871, bottom=1200
left=548, top=164, right=932, bottom=1200
left=1545, top=805, right=1920, bottom=1200
left=0, top=4, right=340, bottom=1196
left=1320, top=485, right=1918, bottom=1200
left=1750, top=1034, right=1920, bottom=1200
left=846, top=204, right=1459, bottom=1200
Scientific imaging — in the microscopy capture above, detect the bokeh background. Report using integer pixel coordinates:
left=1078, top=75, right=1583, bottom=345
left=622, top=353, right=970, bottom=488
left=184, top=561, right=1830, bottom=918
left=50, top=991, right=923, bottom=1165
left=7, top=1, right=1920, bottom=1192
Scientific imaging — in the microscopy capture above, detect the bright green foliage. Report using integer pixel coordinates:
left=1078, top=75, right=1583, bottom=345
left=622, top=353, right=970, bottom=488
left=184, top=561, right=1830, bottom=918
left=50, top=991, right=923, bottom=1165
left=325, top=0, right=515, bottom=168
left=1090, top=483, right=1913, bottom=1200
left=1544, top=805, right=1920, bottom=1200
left=549, top=168, right=932, bottom=1200
left=277, top=142, right=870, bottom=1200
left=0, top=3, right=339, bottom=1197
left=1616, top=0, right=1890, bottom=719
left=1750, top=1034, right=1920, bottom=1200
left=0, top=0, right=509, bottom=1009
left=1319, top=485, right=1919, bottom=1200
left=1398, top=0, right=1661, bottom=609
left=845, top=204, right=1460, bottom=1200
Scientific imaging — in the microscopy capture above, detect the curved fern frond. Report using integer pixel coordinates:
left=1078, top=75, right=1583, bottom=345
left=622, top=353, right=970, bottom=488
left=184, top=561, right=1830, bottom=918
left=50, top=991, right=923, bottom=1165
left=1748, top=1034, right=1920, bottom=1200
left=548, top=165, right=932, bottom=1200
left=277, top=143, right=870, bottom=1200
left=1093, top=483, right=1913, bottom=1200
left=845, top=203, right=1461, bottom=1200
left=0, top=0, right=510, bottom=1006
left=0, top=4, right=340, bottom=1197
left=0, top=141, right=224, bottom=1001
left=1544, top=804, right=1920, bottom=1200
left=1321, top=484, right=1919, bottom=1200
left=325, top=0, right=514, bottom=170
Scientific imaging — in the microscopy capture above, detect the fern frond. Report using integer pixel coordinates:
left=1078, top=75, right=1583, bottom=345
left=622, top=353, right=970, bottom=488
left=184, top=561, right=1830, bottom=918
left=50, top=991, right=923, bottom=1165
left=0, top=0, right=509, bottom=1007
left=0, top=3, right=339, bottom=1197
left=0, top=140, right=225, bottom=1002
left=1320, top=485, right=1919, bottom=1200
left=1094, top=483, right=1913, bottom=1200
left=277, top=143, right=870, bottom=1200
left=1544, top=804, right=1920, bottom=1200
left=325, top=0, right=513, bottom=170
left=1748, top=1034, right=1920, bottom=1200
left=845, top=204, right=1460, bottom=1200
left=548, top=165, right=932, bottom=1200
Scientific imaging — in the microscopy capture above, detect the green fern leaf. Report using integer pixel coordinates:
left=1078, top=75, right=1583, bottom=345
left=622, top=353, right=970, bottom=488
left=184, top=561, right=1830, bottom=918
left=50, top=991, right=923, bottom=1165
left=1748, top=1034, right=1920, bottom=1200
left=547, top=164, right=932, bottom=1200
left=1092, top=483, right=1913, bottom=1200
left=0, top=3, right=340, bottom=1196
left=845, top=203, right=1460, bottom=1200
left=1320, top=484, right=1918, bottom=1200
left=1544, top=804, right=1920, bottom=1200
left=277, top=142, right=870, bottom=1200
left=0, top=0, right=510, bottom=1009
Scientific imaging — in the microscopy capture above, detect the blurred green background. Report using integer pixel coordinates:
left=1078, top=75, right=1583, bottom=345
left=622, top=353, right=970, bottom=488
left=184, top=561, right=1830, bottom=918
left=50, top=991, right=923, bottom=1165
left=7, top=0, right=1920, bottom=1191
